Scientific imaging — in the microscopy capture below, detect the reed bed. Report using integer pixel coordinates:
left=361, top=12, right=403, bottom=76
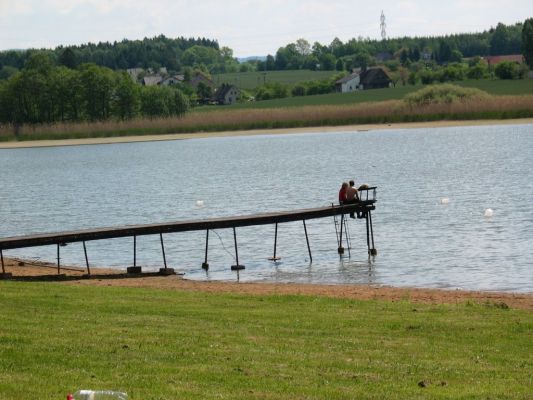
left=1, top=94, right=533, bottom=142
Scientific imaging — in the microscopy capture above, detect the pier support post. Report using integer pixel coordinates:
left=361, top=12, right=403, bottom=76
left=368, top=211, right=377, bottom=256
left=57, top=243, right=61, bottom=274
left=268, top=223, right=281, bottom=261
left=303, top=220, right=312, bottom=263
left=159, top=233, right=175, bottom=275
left=0, top=249, right=11, bottom=279
left=231, top=227, right=245, bottom=270
left=83, top=241, right=91, bottom=276
left=338, top=213, right=345, bottom=255
left=202, top=230, right=209, bottom=270
left=127, top=235, right=142, bottom=274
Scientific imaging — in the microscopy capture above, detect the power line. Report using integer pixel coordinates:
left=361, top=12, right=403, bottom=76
left=380, top=10, right=387, bottom=40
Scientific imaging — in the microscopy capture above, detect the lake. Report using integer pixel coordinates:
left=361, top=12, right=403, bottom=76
left=1, top=123, right=532, bottom=292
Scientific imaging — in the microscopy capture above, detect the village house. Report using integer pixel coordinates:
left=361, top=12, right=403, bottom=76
left=188, top=72, right=216, bottom=89
left=142, top=75, right=163, bottom=86
left=482, top=54, right=524, bottom=67
left=214, top=84, right=240, bottom=105
left=159, top=75, right=184, bottom=86
left=335, top=67, right=392, bottom=93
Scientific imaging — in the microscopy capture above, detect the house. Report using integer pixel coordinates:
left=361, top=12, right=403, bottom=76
left=126, top=68, right=144, bottom=81
left=214, top=84, right=240, bottom=105
left=335, top=72, right=361, bottom=93
left=142, top=75, right=163, bottom=86
left=335, top=67, right=392, bottom=93
left=375, top=52, right=393, bottom=62
left=359, top=67, right=392, bottom=90
left=483, top=54, right=524, bottom=66
left=160, top=75, right=184, bottom=86
left=188, top=72, right=215, bottom=89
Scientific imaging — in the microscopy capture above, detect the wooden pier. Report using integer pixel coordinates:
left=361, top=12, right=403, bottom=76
left=0, top=188, right=377, bottom=277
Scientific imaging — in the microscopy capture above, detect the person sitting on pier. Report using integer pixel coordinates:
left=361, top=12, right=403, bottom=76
left=345, top=180, right=361, bottom=219
left=338, top=182, right=348, bottom=204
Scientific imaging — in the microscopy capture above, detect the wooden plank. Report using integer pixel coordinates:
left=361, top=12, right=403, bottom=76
left=0, top=202, right=375, bottom=251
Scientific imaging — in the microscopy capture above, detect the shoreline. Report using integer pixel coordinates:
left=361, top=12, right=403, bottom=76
left=1, top=117, right=532, bottom=149
left=2, top=257, right=532, bottom=310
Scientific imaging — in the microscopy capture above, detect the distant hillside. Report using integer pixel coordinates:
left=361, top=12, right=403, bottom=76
left=237, top=56, right=267, bottom=63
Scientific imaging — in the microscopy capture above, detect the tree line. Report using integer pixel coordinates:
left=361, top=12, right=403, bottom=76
left=0, top=22, right=527, bottom=81
left=0, top=53, right=189, bottom=127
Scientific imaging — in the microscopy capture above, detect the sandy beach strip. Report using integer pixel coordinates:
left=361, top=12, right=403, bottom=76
left=2, top=257, right=532, bottom=310
left=1, top=118, right=532, bottom=149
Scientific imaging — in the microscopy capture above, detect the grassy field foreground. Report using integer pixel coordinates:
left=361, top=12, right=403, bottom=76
left=0, top=282, right=531, bottom=399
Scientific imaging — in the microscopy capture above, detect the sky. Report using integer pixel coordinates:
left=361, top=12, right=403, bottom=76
left=0, top=0, right=532, bottom=57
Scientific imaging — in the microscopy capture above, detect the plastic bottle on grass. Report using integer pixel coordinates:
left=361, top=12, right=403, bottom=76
left=67, top=390, right=128, bottom=400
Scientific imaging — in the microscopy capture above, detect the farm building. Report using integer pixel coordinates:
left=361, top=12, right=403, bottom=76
left=483, top=55, right=524, bottom=66
left=189, top=72, right=215, bottom=89
left=335, top=67, right=392, bottom=93
left=214, top=84, right=240, bottom=105
left=160, top=75, right=184, bottom=86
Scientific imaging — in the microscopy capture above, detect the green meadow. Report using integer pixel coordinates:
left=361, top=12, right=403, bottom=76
left=0, top=281, right=531, bottom=399
left=211, top=79, right=533, bottom=110
left=212, top=70, right=338, bottom=90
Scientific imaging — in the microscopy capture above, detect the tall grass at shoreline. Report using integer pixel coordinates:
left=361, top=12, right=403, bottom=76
left=1, top=94, right=533, bottom=142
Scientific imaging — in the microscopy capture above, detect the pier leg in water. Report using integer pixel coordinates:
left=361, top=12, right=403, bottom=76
left=231, top=227, right=245, bottom=270
left=302, top=219, right=312, bottom=263
left=202, top=230, right=210, bottom=270
left=57, top=243, right=61, bottom=274
left=268, top=223, right=281, bottom=261
left=159, top=233, right=175, bottom=275
left=0, top=249, right=12, bottom=279
left=83, top=241, right=91, bottom=276
left=127, top=235, right=142, bottom=274
left=338, top=213, right=345, bottom=255
left=369, top=211, right=377, bottom=256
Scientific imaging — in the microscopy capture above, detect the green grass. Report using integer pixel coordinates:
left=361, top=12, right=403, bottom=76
left=201, top=79, right=533, bottom=110
left=0, top=282, right=531, bottom=399
left=212, top=70, right=338, bottom=90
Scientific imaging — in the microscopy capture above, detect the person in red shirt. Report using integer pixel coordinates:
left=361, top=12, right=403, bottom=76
left=338, top=182, right=348, bottom=204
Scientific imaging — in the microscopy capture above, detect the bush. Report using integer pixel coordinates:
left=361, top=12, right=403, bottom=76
left=291, top=84, right=306, bottom=96
left=494, top=61, right=525, bottom=80
left=404, top=84, right=490, bottom=106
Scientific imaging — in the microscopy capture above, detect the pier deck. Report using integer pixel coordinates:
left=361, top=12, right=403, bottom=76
left=0, top=188, right=377, bottom=276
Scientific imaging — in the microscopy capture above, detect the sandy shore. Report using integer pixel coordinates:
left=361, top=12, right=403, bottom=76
left=1, top=118, right=532, bottom=149
left=2, top=257, right=532, bottom=310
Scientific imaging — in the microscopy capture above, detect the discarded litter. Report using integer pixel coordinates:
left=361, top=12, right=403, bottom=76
left=67, top=390, right=128, bottom=400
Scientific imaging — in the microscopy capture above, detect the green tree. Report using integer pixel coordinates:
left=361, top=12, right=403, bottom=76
left=113, top=72, right=140, bottom=120
left=196, top=81, right=213, bottom=100
left=522, top=18, right=533, bottom=68
left=58, top=48, right=78, bottom=69
left=79, top=64, right=116, bottom=120
left=490, top=23, right=510, bottom=55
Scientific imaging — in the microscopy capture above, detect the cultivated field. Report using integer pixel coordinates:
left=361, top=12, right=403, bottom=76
left=212, top=70, right=338, bottom=90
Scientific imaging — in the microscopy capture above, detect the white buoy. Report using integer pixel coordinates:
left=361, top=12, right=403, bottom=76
left=440, top=197, right=450, bottom=205
left=484, top=208, right=494, bottom=218
left=195, top=200, right=204, bottom=208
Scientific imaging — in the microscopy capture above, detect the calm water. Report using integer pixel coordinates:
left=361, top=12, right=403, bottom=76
left=1, top=124, right=532, bottom=292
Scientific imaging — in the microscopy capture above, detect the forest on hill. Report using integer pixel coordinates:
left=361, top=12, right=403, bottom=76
left=0, top=22, right=526, bottom=79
